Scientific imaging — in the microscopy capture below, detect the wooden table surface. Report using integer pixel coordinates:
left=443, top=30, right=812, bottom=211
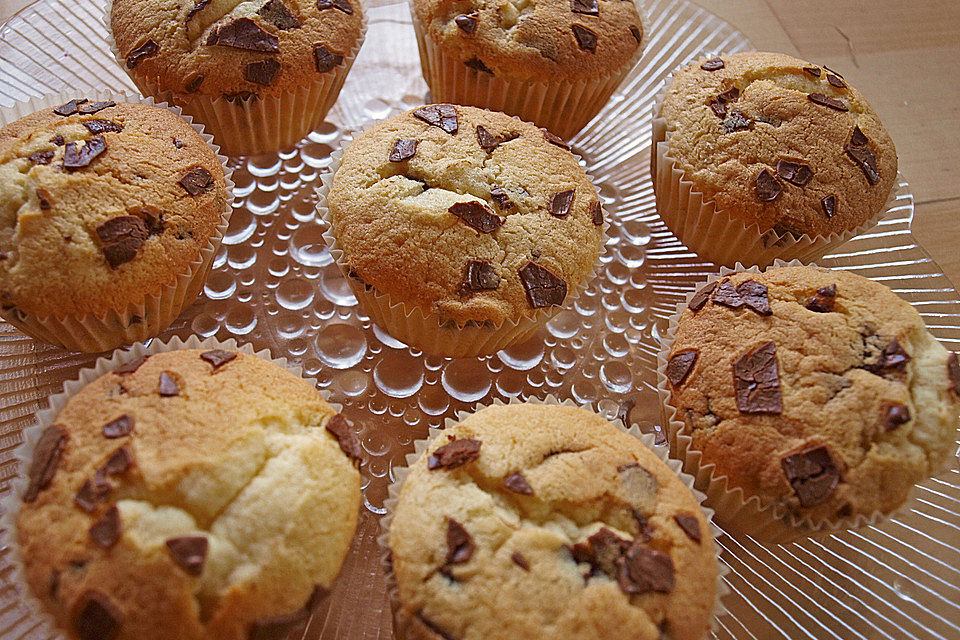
left=2, top=0, right=959, bottom=284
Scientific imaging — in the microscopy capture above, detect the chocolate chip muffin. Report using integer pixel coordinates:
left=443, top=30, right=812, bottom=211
left=110, top=0, right=367, bottom=155
left=0, top=98, right=229, bottom=352
left=321, top=104, right=605, bottom=357
left=386, top=403, right=719, bottom=640
left=661, top=265, right=959, bottom=534
left=411, top=0, right=645, bottom=139
left=653, top=51, right=898, bottom=267
left=15, top=347, right=362, bottom=640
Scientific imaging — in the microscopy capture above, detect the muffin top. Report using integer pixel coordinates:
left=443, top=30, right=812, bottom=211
left=664, top=265, right=959, bottom=523
left=388, top=403, right=718, bottom=640
left=327, top=104, right=604, bottom=326
left=411, top=0, right=643, bottom=83
left=17, top=348, right=362, bottom=640
left=658, top=51, right=897, bottom=237
left=0, top=100, right=227, bottom=318
left=110, top=0, right=364, bottom=98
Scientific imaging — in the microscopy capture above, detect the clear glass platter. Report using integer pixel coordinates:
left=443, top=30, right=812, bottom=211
left=1, top=0, right=958, bottom=638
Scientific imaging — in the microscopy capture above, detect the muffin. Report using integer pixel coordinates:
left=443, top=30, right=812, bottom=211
left=320, top=104, right=605, bottom=358
left=385, top=403, right=719, bottom=640
left=14, top=347, right=362, bottom=640
left=653, top=52, right=898, bottom=267
left=109, top=0, right=367, bottom=155
left=410, top=0, right=645, bottom=139
left=659, top=264, right=959, bottom=540
left=0, top=97, right=230, bottom=352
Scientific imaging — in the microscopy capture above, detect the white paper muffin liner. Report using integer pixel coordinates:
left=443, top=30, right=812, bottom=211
left=316, top=122, right=609, bottom=359
left=378, top=395, right=729, bottom=640
left=409, top=0, right=646, bottom=140
left=650, top=54, right=899, bottom=269
left=104, top=0, right=368, bottom=156
left=0, top=91, right=234, bottom=353
left=0, top=335, right=343, bottom=640
left=655, top=259, right=912, bottom=544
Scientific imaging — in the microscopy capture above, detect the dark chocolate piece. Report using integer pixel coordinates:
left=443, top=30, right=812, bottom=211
left=489, top=187, right=513, bottom=210
left=781, top=444, right=841, bottom=507
left=549, top=189, right=575, bottom=217
left=459, top=260, right=500, bottom=294
left=733, top=342, right=782, bottom=414
left=571, top=24, right=598, bottom=53
left=776, top=159, right=813, bottom=186
left=178, top=166, right=215, bottom=196
left=590, top=200, right=603, bottom=225
left=571, top=0, right=599, bottom=14
left=803, top=66, right=821, bottom=77
left=754, top=168, right=783, bottom=202
left=125, top=39, right=159, bottom=69
left=428, top=438, right=482, bottom=470
left=666, top=349, right=698, bottom=387
left=96, top=216, right=149, bottom=268
left=102, top=447, right=132, bottom=476
left=75, top=474, right=112, bottom=512
left=700, top=57, right=724, bottom=71
left=806, top=284, right=837, bottom=312
left=948, top=353, right=960, bottom=395
left=314, top=45, right=344, bottom=73
left=503, top=471, right=534, bottom=495
left=880, top=403, right=910, bottom=432
left=629, top=25, right=641, bottom=43
left=414, top=104, right=458, bottom=134
left=115, top=355, right=148, bottom=375
left=449, top=202, right=504, bottom=234
left=845, top=128, right=880, bottom=185
left=166, top=536, right=208, bottom=575
left=325, top=414, right=362, bottom=462
left=186, top=0, right=210, bottom=20
left=737, top=280, right=772, bottom=316
left=673, top=513, right=701, bottom=543
left=476, top=125, right=499, bottom=151
left=206, top=17, right=279, bottom=52
left=827, top=73, right=846, bottom=88
left=519, top=261, right=567, bottom=308
left=511, top=552, right=530, bottom=571
left=821, top=194, right=837, bottom=218
left=245, top=59, right=281, bottom=86
left=54, top=98, right=88, bottom=116
left=688, top=281, right=717, bottom=312
left=73, top=591, right=123, bottom=640
left=200, top=349, right=237, bottom=369
left=317, top=0, right=353, bottom=14
left=465, top=57, right=494, bottom=74
left=865, top=339, right=910, bottom=375
left=89, top=506, right=121, bottom=549
left=158, top=372, right=179, bottom=397
left=258, top=0, right=302, bottom=30
left=24, top=425, right=66, bottom=502
left=29, top=150, right=54, bottom=165
left=542, top=129, right=569, bottom=149
left=82, top=119, right=123, bottom=135
left=446, top=519, right=474, bottom=565
left=63, top=136, right=106, bottom=170
left=617, top=544, right=675, bottom=594
left=389, top=138, right=418, bottom=162
left=455, top=12, right=478, bottom=33
left=103, top=414, right=134, bottom=438
left=51, top=134, right=64, bottom=145
left=807, top=92, right=848, bottom=111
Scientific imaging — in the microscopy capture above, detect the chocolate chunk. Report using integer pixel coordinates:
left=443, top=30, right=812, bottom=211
left=446, top=519, right=474, bottom=565
left=708, top=100, right=726, bottom=118
left=709, top=86, right=740, bottom=119
left=617, top=544, right=675, bottom=594
left=207, top=17, right=279, bottom=52
left=389, top=138, right=418, bottom=162
left=807, top=93, right=848, bottom=111
left=89, top=506, right=121, bottom=549
left=317, top=0, right=353, bottom=14
left=711, top=279, right=743, bottom=309
left=465, top=57, right=494, bottom=74
left=186, top=0, right=210, bottom=20
left=549, top=189, right=575, bottom=217
left=806, top=284, right=837, bottom=312
left=666, top=349, right=698, bottom=387
left=103, top=414, right=134, bottom=438
left=776, top=159, right=813, bottom=186
left=754, top=168, right=783, bottom=202
left=845, top=128, right=880, bottom=185
left=781, top=444, right=840, bottom=507
left=571, top=24, right=598, bottom=53
left=571, top=0, right=599, bottom=15
left=673, top=513, right=702, bottom=543
left=102, top=447, right=132, bottom=476
left=629, top=25, right=642, bottom=43
left=158, top=372, right=179, bottom=397
left=948, top=353, right=960, bottom=395
left=245, top=59, right=281, bottom=86
left=583, top=528, right=631, bottom=577
left=449, top=201, right=504, bottom=234
left=185, top=75, right=204, bottom=93
left=75, top=474, right=112, bottom=512
left=178, top=166, right=214, bottom=196
left=618, top=463, right=658, bottom=513
left=737, top=280, right=772, bottom=315
left=688, top=281, right=717, bottom=312
left=880, top=403, right=910, bottom=431
left=51, top=134, right=64, bottom=146
left=590, top=200, right=603, bottom=225
left=827, top=73, right=846, bottom=88
left=511, top=552, right=530, bottom=571
left=519, top=261, right=567, bottom=308
left=82, top=119, right=123, bottom=135
left=125, top=39, right=159, bottom=69
left=717, top=87, right=740, bottom=103
left=37, top=188, right=51, bottom=209
left=821, top=194, right=837, bottom=218
left=489, top=187, right=513, bottom=210
left=428, top=438, right=481, bottom=470
left=73, top=591, right=123, bottom=640
left=115, top=355, right=148, bottom=375
left=24, top=424, right=66, bottom=502
left=325, top=413, right=362, bottom=463
left=455, top=12, right=478, bottom=33
left=803, top=66, right=821, bottom=77
left=700, top=57, right=724, bottom=71
left=165, top=536, right=208, bottom=576
left=314, top=44, right=344, bottom=73
left=258, top=0, right=302, bottom=29
left=542, top=128, right=569, bottom=149
left=414, top=104, right=458, bottom=134
left=459, top=260, right=500, bottom=294
left=476, top=125, right=499, bottom=151
left=29, top=150, right=54, bottom=164
left=63, top=136, right=106, bottom=170
left=53, top=98, right=88, bottom=116
left=249, top=585, right=326, bottom=640
left=722, top=109, right=753, bottom=132
left=200, top=349, right=237, bottom=369
left=135, top=206, right=165, bottom=236
left=503, top=471, right=534, bottom=495
left=865, top=339, right=910, bottom=375
left=733, top=342, right=783, bottom=414
left=96, top=216, right=149, bottom=268
left=849, top=126, right=868, bottom=147
left=78, top=101, right=116, bottom=115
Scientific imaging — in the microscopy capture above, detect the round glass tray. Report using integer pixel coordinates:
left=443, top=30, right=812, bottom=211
left=1, top=0, right=959, bottom=639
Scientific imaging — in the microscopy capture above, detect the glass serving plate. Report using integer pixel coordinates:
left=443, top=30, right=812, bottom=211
left=1, top=0, right=958, bottom=638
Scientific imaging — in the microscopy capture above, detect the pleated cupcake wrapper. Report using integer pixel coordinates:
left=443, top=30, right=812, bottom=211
left=655, top=259, right=901, bottom=544
left=0, top=335, right=342, bottom=640
left=316, top=125, right=609, bottom=359
left=409, top=0, right=646, bottom=140
left=650, top=54, right=899, bottom=269
left=0, top=91, right=234, bottom=353
left=377, top=395, right=730, bottom=640
left=104, top=0, right=368, bottom=156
